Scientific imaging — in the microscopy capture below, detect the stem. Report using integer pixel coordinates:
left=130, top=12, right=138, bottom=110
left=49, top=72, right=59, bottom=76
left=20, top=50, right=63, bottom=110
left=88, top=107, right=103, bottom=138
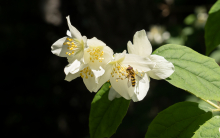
left=200, top=97, right=220, bottom=109
left=212, top=109, right=220, bottom=112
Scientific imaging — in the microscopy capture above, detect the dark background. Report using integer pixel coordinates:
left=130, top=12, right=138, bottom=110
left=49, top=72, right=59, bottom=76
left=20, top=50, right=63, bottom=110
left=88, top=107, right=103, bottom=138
left=1, top=0, right=216, bottom=137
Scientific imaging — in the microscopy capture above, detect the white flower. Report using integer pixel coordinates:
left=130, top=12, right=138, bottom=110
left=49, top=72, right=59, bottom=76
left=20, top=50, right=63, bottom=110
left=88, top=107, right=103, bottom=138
left=51, top=15, right=87, bottom=64
left=107, top=30, right=174, bottom=102
left=95, top=50, right=155, bottom=101
left=65, top=61, right=104, bottom=92
left=83, top=37, right=113, bottom=73
left=127, top=29, right=174, bottom=80
left=64, top=37, right=113, bottom=92
left=51, top=15, right=88, bottom=84
left=51, top=16, right=113, bottom=92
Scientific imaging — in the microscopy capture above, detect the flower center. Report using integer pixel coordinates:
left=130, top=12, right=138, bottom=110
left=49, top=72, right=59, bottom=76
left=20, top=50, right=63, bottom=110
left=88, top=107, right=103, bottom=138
left=64, top=37, right=78, bottom=56
left=111, top=63, right=144, bottom=83
left=80, top=67, right=94, bottom=79
left=111, top=63, right=128, bottom=82
left=87, top=47, right=104, bottom=63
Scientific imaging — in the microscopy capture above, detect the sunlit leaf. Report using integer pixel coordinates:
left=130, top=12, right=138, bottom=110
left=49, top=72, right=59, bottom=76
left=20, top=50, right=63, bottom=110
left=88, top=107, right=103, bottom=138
left=153, top=44, right=220, bottom=101
left=205, top=0, right=220, bottom=55
left=192, top=116, right=220, bottom=138
left=145, top=102, right=212, bottom=138
left=89, top=82, right=130, bottom=138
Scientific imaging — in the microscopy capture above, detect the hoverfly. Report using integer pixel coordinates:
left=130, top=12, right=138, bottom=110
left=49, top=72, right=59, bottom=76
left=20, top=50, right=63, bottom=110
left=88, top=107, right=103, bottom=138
left=126, top=65, right=145, bottom=87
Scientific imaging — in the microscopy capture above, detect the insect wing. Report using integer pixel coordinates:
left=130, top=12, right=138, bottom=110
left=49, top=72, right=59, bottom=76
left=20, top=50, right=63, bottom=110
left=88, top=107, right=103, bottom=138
left=127, top=75, right=132, bottom=88
left=136, top=74, right=146, bottom=83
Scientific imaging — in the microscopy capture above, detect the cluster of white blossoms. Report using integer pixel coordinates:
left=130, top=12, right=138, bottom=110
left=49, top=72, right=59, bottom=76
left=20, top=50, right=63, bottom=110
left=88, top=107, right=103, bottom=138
left=51, top=16, right=175, bottom=102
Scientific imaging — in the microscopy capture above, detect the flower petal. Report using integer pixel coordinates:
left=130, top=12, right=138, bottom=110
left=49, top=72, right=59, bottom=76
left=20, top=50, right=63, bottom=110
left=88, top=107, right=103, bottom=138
left=64, top=60, right=81, bottom=75
left=67, top=48, right=84, bottom=63
left=91, top=66, right=105, bottom=83
left=65, top=72, right=80, bottom=82
left=93, top=64, right=112, bottom=92
left=83, top=75, right=97, bottom=92
left=87, top=37, right=106, bottom=46
left=127, top=41, right=134, bottom=55
left=89, top=45, right=113, bottom=70
left=130, top=30, right=152, bottom=57
left=102, top=46, right=114, bottom=65
left=51, top=37, right=68, bottom=57
left=82, top=36, right=88, bottom=48
left=110, top=75, right=135, bottom=100
left=64, top=60, right=87, bottom=75
left=66, top=16, right=82, bottom=40
left=132, top=73, right=150, bottom=102
left=122, top=54, right=155, bottom=72
left=114, top=50, right=126, bottom=61
left=108, top=87, right=122, bottom=101
left=83, top=48, right=90, bottom=64
left=148, top=55, right=175, bottom=80
left=66, top=30, right=71, bottom=37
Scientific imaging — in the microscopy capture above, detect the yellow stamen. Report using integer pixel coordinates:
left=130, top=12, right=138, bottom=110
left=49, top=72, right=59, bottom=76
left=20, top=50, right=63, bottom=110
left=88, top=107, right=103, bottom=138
left=87, top=47, right=105, bottom=63
left=65, top=38, right=77, bottom=56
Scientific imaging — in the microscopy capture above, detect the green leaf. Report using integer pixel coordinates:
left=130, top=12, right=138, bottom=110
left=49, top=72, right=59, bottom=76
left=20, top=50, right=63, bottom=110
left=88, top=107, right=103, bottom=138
left=192, top=116, right=220, bottom=138
left=153, top=44, right=220, bottom=101
left=186, top=95, right=220, bottom=116
left=205, top=0, right=220, bottom=55
left=209, top=0, right=220, bottom=14
left=198, top=100, right=218, bottom=112
left=89, top=82, right=130, bottom=138
left=145, top=102, right=212, bottom=138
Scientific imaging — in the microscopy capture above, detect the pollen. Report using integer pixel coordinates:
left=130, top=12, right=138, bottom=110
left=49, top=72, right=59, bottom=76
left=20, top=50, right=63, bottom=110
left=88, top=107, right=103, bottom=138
left=64, top=37, right=78, bottom=56
left=111, top=62, right=127, bottom=83
left=87, top=47, right=104, bottom=63
left=80, top=67, right=94, bottom=79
